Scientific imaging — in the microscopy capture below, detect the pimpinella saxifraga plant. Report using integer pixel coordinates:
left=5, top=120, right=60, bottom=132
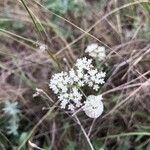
left=49, top=43, right=107, bottom=118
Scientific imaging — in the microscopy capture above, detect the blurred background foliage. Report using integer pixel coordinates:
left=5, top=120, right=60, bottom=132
left=0, top=0, right=150, bottom=149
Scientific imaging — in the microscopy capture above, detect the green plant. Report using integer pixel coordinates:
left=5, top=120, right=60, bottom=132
left=44, top=0, right=85, bottom=15
left=3, top=101, right=20, bottom=136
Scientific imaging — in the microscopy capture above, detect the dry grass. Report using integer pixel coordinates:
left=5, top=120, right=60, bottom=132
left=0, top=0, right=150, bottom=149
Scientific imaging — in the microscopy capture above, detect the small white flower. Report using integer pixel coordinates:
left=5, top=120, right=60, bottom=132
left=85, top=43, right=98, bottom=53
left=85, top=44, right=106, bottom=61
left=69, top=69, right=76, bottom=78
left=74, top=99, right=82, bottom=107
left=88, top=81, right=93, bottom=87
left=97, top=78, right=105, bottom=84
left=93, top=85, right=99, bottom=91
left=77, top=69, right=84, bottom=78
left=83, top=95, right=104, bottom=118
left=88, top=69, right=98, bottom=76
left=60, top=99, right=69, bottom=109
left=78, top=80, right=84, bottom=86
left=97, top=72, right=106, bottom=78
left=83, top=74, right=89, bottom=82
left=68, top=104, right=75, bottom=111
left=75, top=57, right=93, bottom=71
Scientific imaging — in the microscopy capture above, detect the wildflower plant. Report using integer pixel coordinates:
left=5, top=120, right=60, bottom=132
left=49, top=44, right=106, bottom=118
left=3, top=101, right=20, bottom=136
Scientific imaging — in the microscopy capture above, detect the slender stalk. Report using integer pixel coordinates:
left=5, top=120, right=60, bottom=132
left=74, top=115, right=94, bottom=150
left=18, top=101, right=58, bottom=150
left=20, top=0, right=43, bottom=39
left=19, top=0, right=61, bottom=70
left=100, top=132, right=150, bottom=140
left=88, top=119, right=96, bottom=137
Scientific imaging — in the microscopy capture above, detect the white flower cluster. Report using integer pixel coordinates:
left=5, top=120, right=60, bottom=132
left=49, top=57, right=106, bottom=112
left=83, top=95, right=103, bottom=118
left=85, top=43, right=106, bottom=61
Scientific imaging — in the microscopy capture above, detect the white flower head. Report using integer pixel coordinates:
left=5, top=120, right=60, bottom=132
left=85, top=43, right=106, bottom=61
left=68, top=103, right=75, bottom=111
left=85, top=43, right=98, bottom=53
left=49, top=56, right=106, bottom=114
left=83, top=95, right=104, bottom=118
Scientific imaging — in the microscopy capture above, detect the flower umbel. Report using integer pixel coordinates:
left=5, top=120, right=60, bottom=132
left=49, top=57, right=106, bottom=114
left=85, top=43, right=106, bottom=61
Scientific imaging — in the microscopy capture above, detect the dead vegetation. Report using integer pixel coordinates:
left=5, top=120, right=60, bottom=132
left=0, top=0, right=150, bottom=149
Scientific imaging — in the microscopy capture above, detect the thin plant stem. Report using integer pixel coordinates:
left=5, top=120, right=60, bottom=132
left=74, top=115, right=94, bottom=150
left=88, top=119, right=96, bottom=137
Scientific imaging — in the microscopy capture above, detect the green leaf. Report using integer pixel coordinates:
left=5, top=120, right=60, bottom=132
left=93, top=139, right=104, bottom=150
left=118, top=138, right=130, bottom=150
left=19, top=132, right=29, bottom=144
left=65, top=141, right=75, bottom=150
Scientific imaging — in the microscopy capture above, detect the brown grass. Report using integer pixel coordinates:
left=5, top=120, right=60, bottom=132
left=0, top=0, right=150, bottom=149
